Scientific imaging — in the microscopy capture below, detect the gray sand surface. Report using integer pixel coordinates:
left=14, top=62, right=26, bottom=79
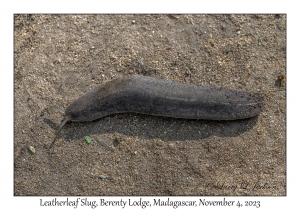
left=14, top=14, right=286, bottom=196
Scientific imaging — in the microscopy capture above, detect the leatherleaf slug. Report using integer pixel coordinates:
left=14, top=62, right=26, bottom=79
left=57, top=75, right=264, bottom=131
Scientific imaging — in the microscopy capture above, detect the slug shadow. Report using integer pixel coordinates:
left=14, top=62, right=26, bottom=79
left=45, top=113, right=258, bottom=142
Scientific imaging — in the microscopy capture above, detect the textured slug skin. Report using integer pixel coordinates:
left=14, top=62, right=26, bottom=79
left=63, top=76, right=264, bottom=124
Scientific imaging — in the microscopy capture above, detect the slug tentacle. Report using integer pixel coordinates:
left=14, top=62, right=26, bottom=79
left=57, top=117, right=69, bottom=132
left=54, top=107, right=65, bottom=115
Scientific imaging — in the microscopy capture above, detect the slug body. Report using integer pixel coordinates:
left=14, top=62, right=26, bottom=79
left=59, top=76, right=264, bottom=130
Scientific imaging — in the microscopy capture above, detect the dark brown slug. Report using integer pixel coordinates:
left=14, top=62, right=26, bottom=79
left=57, top=75, right=264, bottom=131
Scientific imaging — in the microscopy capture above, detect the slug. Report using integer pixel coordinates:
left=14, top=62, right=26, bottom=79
left=57, top=75, right=264, bottom=131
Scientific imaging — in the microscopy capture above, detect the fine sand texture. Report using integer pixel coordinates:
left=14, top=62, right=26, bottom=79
left=14, top=14, right=286, bottom=196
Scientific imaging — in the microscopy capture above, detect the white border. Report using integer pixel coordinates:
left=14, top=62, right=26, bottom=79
left=3, top=0, right=296, bottom=209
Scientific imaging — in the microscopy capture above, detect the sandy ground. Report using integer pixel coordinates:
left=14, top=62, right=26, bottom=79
left=14, top=14, right=286, bottom=196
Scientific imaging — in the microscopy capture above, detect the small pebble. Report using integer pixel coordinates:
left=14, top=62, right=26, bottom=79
left=169, top=143, right=175, bottom=148
left=99, top=175, right=107, bottom=179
